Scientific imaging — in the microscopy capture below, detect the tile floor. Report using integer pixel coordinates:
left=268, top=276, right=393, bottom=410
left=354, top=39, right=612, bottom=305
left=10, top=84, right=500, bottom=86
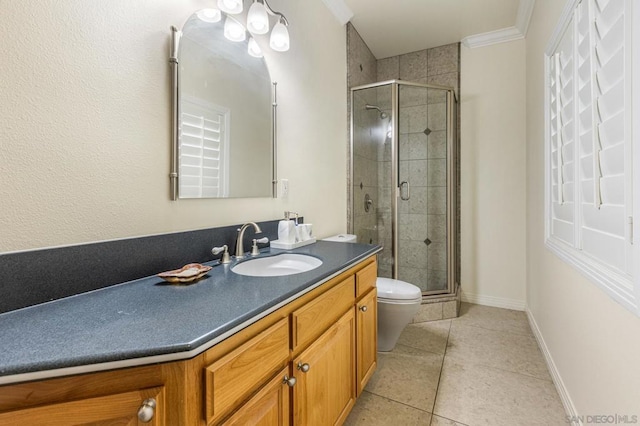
left=345, top=303, right=567, bottom=426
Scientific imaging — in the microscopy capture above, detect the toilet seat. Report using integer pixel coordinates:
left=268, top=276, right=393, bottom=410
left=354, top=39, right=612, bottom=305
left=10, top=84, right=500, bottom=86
left=376, top=277, right=422, bottom=303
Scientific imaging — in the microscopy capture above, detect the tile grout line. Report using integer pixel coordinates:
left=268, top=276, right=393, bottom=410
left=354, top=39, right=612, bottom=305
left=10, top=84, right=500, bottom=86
left=361, top=389, right=434, bottom=417
left=428, top=321, right=452, bottom=426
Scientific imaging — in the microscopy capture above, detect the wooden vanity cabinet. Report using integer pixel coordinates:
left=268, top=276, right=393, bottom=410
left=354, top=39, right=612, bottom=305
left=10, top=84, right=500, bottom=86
left=203, top=256, right=378, bottom=425
left=0, top=255, right=378, bottom=426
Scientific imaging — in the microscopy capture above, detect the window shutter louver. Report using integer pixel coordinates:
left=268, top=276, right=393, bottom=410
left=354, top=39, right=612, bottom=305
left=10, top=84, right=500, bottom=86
left=550, top=21, right=576, bottom=246
left=178, top=99, right=229, bottom=198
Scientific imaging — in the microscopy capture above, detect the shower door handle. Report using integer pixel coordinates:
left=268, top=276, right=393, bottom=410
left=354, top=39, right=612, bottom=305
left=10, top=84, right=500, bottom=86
left=400, top=181, right=410, bottom=201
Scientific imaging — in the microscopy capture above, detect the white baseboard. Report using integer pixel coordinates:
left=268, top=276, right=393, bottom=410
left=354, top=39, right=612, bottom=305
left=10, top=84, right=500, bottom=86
left=460, top=291, right=526, bottom=311
left=526, top=308, right=581, bottom=426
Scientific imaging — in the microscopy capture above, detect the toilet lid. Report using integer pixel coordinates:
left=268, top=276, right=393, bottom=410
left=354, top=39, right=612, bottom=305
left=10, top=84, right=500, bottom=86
left=376, top=277, right=422, bottom=300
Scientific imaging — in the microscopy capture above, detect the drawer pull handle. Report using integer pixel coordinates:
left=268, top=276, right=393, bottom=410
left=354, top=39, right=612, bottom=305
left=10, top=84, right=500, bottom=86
left=283, top=375, right=297, bottom=387
left=297, top=362, right=310, bottom=373
left=359, top=305, right=368, bottom=312
left=137, top=398, right=157, bottom=423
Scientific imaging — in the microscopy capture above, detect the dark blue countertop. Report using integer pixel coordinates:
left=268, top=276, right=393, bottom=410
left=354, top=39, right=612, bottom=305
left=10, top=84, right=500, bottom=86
left=0, top=241, right=381, bottom=385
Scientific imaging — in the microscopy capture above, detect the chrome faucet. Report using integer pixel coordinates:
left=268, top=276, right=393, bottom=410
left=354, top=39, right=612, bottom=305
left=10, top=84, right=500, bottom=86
left=235, top=222, right=263, bottom=259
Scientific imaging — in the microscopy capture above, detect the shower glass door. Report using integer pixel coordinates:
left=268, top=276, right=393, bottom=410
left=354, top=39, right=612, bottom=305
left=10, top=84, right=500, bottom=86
left=351, top=81, right=457, bottom=296
left=397, top=84, right=449, bottom=294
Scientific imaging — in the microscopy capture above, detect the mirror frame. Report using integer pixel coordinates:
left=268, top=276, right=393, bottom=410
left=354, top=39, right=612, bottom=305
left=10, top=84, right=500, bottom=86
left=169, top=23, right=277, bottom=201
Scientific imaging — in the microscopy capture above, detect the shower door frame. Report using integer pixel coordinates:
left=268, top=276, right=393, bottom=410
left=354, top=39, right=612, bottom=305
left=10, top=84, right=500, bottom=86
left=350, top=80, right=458, bottom=297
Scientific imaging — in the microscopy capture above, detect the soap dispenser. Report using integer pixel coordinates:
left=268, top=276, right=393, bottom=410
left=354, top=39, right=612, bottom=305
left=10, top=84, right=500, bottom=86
left=278, top=211, right=297, bottom=244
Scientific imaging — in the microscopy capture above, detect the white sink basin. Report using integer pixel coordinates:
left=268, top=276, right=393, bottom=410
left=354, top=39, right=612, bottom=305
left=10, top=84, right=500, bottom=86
left=232, top=254, right=323, bottom=277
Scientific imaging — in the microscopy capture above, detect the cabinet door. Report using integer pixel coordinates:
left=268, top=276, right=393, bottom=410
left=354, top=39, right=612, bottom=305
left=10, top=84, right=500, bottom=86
left=222, top=367, right=290, bottom=426
left=0, top=386, right=164, bottom=425
left=292, top=309, right=355, bottom=426
left=356, top=288, right=377, bottom=395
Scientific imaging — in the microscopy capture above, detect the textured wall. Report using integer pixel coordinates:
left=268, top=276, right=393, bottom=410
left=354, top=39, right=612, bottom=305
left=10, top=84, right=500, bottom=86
left=0, top=0, right=347, bottom=253
left=526, top=0, right=640, bottom=415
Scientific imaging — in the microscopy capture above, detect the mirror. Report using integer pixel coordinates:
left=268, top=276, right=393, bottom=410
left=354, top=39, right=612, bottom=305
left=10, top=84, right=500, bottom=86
left=170, top=11, right=276, bottom=199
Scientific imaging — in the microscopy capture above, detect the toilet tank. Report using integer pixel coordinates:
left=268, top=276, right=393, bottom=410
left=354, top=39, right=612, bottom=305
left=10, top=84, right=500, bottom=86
left=322, top=234, right=357, bottom=243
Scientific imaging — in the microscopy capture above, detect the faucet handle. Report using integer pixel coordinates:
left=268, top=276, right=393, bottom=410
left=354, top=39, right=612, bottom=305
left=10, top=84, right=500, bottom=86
left=212, top=245, right=231, bottom=264
left=251, top=237, right=270, bottom=256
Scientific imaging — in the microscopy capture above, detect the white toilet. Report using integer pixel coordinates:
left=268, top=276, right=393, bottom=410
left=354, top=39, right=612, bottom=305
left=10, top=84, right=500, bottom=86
left=376, top=277, right=422, bottom=351
left=322, top=234, right=423, bottom=352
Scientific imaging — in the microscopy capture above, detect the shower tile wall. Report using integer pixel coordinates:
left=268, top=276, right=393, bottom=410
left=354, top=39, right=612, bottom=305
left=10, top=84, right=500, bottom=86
left=377, top=44, right=460, bottom=292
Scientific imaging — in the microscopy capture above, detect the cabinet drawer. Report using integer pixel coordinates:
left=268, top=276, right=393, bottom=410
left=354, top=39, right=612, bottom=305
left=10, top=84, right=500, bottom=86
left=221, top=367, right=290, bottom=426
left=0, top=386, right=165, bottom=425
left=205, top=318, right=289, bottom=425
left=355, top=260, right=377, bottom=298
left=292, top=276, right=355, bottom=352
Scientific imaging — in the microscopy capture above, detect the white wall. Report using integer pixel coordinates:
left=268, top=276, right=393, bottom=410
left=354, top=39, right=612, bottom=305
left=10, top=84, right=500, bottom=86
left=0, top=0, right=347, bottom=253
left=460, top=40, right=527, bottom=310
left=526, top=0, right=640, bottom=416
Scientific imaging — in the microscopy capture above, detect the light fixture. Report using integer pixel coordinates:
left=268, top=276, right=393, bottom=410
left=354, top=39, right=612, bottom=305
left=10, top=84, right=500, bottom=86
left=224, top=16, right=246, bottom=42
left=216, top=0, right=290, bottom=54
left=197, top=8, right=221, bottom=23
left=247, top=1, right=269, bottom=34
left=269, top=17, right=290, bottom=52
left=217, top=0, right=243, bottom=15
left=248, top=37, right=263, bottom=58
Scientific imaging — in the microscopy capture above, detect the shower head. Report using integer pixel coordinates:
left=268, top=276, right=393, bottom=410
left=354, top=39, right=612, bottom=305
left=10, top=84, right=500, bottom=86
left=365, top=104, right=389, bottom=119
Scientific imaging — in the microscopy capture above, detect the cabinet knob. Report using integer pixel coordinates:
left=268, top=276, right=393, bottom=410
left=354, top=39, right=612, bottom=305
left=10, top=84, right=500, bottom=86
left=297, top=362, right=310, bottom=373
left=359, top=305, right=368, bottom=312
left=137, top=398, right=157, bottom=423
left=283, top=375, right=297, bottom=387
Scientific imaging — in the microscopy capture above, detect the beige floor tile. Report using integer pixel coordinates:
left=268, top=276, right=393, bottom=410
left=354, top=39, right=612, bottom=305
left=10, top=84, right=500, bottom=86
left=446, top=322, right=551, bottom=380
left=397, top=320, right=451, bottom=355
left=454, top=303, right=532, bottom=336
left=430, top=415, right=468, bottom=426
left=433, top=358, right=566, bottom=426
left=345, top=391, right=432, bottom=426
left=365, top=344, right=444, bottom=412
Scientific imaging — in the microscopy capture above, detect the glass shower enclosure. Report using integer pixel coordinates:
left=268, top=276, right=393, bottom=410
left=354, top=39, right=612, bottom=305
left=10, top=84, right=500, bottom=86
left=350, top=81, right=459, bottom=297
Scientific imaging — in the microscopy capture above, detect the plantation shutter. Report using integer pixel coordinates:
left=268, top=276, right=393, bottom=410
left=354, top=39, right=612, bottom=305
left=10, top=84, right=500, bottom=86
left=549, top=20, right=576, bottom=246
left=179, top=99, right=229, bottom=198
left=577, top=0, right=630, bottom=274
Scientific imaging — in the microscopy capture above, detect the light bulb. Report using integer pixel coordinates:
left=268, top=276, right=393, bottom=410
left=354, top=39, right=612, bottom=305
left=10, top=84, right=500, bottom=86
left=196, top=8, right=221, bottom=23
left=269, top=19, right=290, bottom=52
left=224, top=16, right=246, bottom=42
left=248, top=38, right=263, bottom=58
left=247, top=1, right=269, bottom=35
left=217, top=0, right=243, bottom=15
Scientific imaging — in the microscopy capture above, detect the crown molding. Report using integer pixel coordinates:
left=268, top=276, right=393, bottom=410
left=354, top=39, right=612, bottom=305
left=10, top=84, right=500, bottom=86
left=462, top=0, right=535, bottom=49
left=462, top=26, right=524, bottom=48
left=516, top=0, right=536, bottom=36
left=320, top=0, right=353, bottom=25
